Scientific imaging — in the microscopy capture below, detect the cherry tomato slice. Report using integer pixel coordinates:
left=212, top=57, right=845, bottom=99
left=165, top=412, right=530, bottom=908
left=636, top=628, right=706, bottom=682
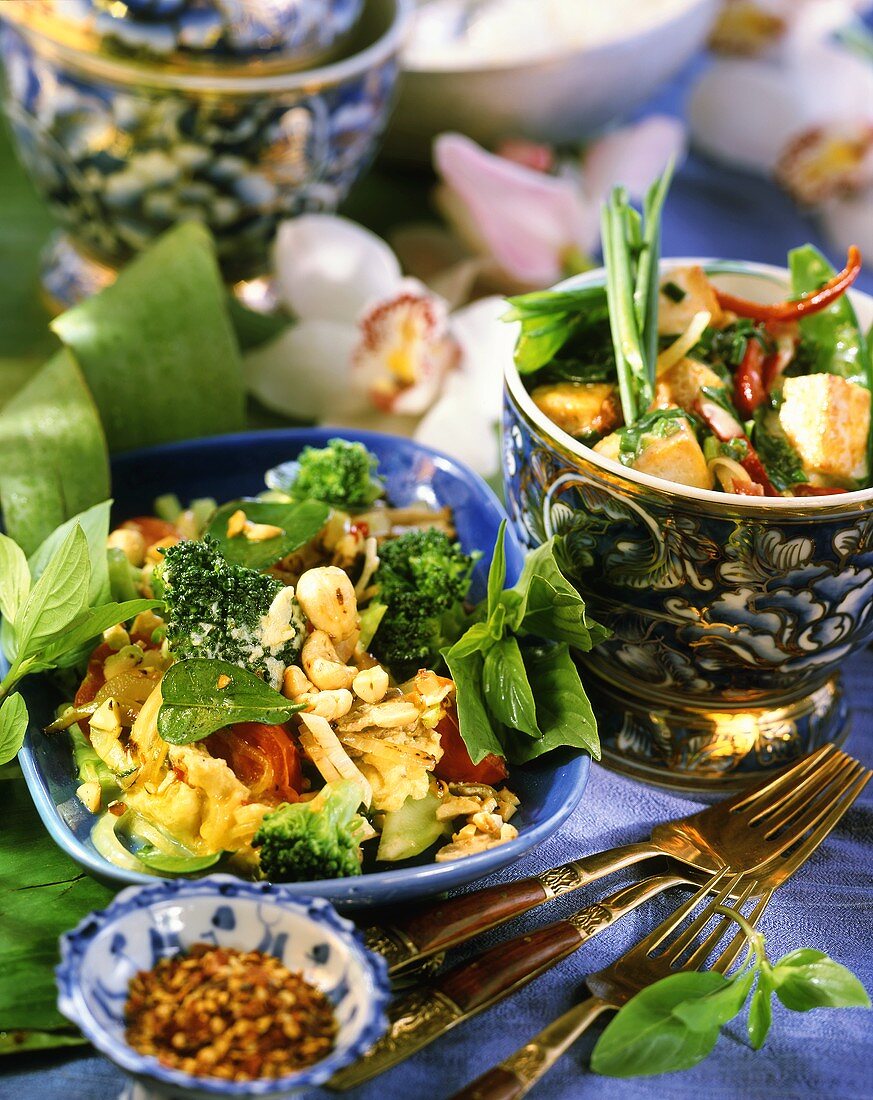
left=122, top=516, right=180, bottom=545
left=434, top=705, right=508, bottom=786
left=208, top=723, right=303, bottom=803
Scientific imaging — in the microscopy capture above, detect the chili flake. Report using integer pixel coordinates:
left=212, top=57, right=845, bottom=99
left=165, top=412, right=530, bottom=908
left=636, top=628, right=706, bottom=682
left=125, top=944, right=337, bottom=1081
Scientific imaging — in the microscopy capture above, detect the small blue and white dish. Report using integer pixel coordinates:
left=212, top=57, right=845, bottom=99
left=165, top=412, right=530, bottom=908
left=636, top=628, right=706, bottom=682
left=56, top=875, right=390, bottom=1099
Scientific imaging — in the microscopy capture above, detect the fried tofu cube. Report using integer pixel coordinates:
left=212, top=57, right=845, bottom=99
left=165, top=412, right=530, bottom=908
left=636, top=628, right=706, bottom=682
left=658, top=266, right=727, bottom=334
left=778, top=374, right=870, bottom=486
left=654, top=357, right=724, bottom=413
left=531, top=382, right=622, bottom=439
left=594, top=418, right=714, bottom=491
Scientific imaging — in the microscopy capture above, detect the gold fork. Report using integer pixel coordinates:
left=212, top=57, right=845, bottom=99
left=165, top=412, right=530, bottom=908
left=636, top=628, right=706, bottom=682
left=450, top=870, right=767, bottom=1100
left=331, top=754, right=870, bottom=1089
left=366, top=745, right=864, bottom=976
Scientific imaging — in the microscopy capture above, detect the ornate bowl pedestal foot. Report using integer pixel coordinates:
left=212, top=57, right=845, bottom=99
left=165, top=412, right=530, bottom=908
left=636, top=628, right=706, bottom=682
left=584, top=666, right=850, bottom=795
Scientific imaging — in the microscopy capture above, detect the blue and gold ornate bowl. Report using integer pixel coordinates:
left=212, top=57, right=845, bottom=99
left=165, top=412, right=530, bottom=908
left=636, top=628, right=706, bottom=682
left=56, top=876, right=390, bottom=1098
left=504, top=260, right=873, bottom=791
left=0, top=0, right=407, bottom=303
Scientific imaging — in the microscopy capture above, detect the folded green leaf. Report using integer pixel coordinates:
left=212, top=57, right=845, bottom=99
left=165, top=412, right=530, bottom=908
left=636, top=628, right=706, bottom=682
left=446, top=621, right=492, bottom=660
left=51, top=222, right=246, bottom=452
left=486, top=522, right=508, bottom=620
left=0, top=694, right=28, bottom=767
left=0, top=1029, right=87, bottom=1056
left=0, top=535, right=29, bottom=625
left=0, top=350, right=110, bottom=555
left=28, top=499, right=112, bottom=607
left=506, top=644, right=600, bottom=763
left=591, top=971, right=727, bottom=1078
left=671, top=971, right=754, bottom=1033
left=206, top=498, right=330, bottom=569
left=441, top=646, right=504, bottom=764
left=482, top=636, right=540, bottom=738
left=747, top=973, right=773, bottom=1050
left=503, top=537, right=609, bottom=651
left=15, top=526, right=90, bottom=659
left=772, top=949, right=871, bottom=1011
left=158, top=658, right=305, bottom=744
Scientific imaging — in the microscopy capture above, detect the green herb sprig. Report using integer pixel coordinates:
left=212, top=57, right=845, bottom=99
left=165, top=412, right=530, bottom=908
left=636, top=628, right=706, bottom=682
left=0, top=504, right=161, bottom=765
left=441, top=522, right=609, bottom=766
left=591, top=907, right=870, bottom=1079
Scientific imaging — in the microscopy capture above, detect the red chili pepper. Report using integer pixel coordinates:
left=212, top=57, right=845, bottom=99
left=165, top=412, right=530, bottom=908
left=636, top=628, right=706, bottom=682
left=715, top=247, right=861, bottom=322
left=739, top=449, right=780, bottom=497
left=733, top=338, right=767, bottom=417
left=792, top=484, right=848, bottom=497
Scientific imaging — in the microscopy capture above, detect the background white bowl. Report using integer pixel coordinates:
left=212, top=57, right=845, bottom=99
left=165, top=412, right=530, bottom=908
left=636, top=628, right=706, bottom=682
left=385, top=0, right=717, bottom=162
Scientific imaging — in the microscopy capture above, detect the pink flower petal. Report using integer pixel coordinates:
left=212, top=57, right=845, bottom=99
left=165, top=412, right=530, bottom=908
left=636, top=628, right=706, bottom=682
left=434, top=132, right=591, bottom=287
left=582, top=115, right=687, bottom=204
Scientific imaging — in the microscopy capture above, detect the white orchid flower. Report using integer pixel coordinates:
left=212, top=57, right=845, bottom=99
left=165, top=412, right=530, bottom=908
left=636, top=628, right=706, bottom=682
left=245, top=213, right=519, bottom=476
left=691, top=2, right=873, bottom=258
left=430, top=117, right=687, bottom=289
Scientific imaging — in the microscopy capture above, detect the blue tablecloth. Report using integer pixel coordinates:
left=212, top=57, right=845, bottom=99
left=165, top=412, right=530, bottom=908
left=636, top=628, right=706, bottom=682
left=4, top=51, right=873, bottom=1100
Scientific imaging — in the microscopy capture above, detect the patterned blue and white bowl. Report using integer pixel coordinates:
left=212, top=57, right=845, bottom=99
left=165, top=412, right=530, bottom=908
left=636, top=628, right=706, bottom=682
left=56, top=876, right=390, bottom=1098
left=504, top=260, right=873, bottom=792
left=0, top=0, right=408, bottom=302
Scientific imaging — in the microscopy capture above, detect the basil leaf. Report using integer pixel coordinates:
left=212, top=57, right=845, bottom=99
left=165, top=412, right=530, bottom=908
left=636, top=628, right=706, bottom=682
left=0, top=535, right=30, bottom=626
left=445, top=621, right=492, bottom=660
left=482, top=636, right=540, bottom=738
left=507, top=644, right=600, bottom=763
left=34, top=600, right=163, bottom=671
left=486, top=522, right=508, bottom=621
left=15, top=526, right=90, bottom=658
left=441, top=647, right=505, bottom=764
left=134, top=847, right=221, bottom=875
left=206, top=498, right=329, bottom=569
left=28, top=500, right=112, bottom=607
left=51, top=222, right=246, bottom=452
left=747, top=973, right=773, bottom=1050
left=504, top=537, right=609, bottom=651
left=772, top=950, right=871, bottom=1011
left=671, top=971, right=754, bottom=1033
left=0, top=350, right=110, bottom=556
left=591, top=971, right=726, bottom=1078
left=157, top=658, right=304, bottom=745
left=0, top=694, right=28, bottom=767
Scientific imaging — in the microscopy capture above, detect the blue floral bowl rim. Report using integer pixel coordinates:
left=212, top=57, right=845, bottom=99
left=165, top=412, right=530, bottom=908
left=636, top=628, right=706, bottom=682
left=5, top=0, right=412, bottom=94
left=55, top=875, right=392, bottom=1095
left=504, top=257, right=873, bottom=513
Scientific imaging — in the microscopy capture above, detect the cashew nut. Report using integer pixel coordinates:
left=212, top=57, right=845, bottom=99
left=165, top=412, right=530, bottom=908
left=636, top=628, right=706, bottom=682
left=302, top=689, right=354, bottom=721
left=282, top=665, right=312, bottom=700
left=301, top=629, right=356, bottom=690
left=352, top=665, right=389, bottom=704
left=296, top=566, right=358, bottom=640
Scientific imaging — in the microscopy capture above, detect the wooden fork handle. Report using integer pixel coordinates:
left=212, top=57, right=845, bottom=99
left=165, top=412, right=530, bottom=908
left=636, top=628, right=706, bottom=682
left=330, top=875, right=681, bottom=1091
left=364, top=840, right=659, bottom=976
left=450, top=995, right=613, bottom=1100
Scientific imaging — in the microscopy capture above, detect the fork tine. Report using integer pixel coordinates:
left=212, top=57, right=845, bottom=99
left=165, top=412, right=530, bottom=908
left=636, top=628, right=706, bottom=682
left=630, top=867, right=732, bottom=957
left=727, top=743, right=837, bottom=814
left=680, top=877, right=759, bottom=970
left=748, top=752, right=853, bottom=827
left=710, top=888, right=773, bottom=975
left=776, top=767, right=872, bottom=875
left=662, top=872, right=746, bottom=964
left=762, top=759, right=868, bottom=839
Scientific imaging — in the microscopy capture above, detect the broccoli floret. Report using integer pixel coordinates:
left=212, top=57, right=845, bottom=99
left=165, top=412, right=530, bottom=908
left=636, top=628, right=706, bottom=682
left=253, top=780, right=365, bottom=882
left=291, top=438, right=383, bottom=510
left=371, top=529, right=476, bottom=677
left=156, top=536, right=304, bottom=689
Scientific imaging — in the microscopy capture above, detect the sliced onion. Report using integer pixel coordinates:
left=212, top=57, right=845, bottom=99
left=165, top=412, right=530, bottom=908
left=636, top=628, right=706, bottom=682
left=656, top=310, right=712, bottom=377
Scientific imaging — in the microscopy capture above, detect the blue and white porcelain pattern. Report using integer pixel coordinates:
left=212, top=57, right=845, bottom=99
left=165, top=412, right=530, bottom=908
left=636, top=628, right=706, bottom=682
left=56, top=876, right=390, bottom=1099
left=0, top=0, right=404, bottom=293
left=503, top=261, right=873, bottom=789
